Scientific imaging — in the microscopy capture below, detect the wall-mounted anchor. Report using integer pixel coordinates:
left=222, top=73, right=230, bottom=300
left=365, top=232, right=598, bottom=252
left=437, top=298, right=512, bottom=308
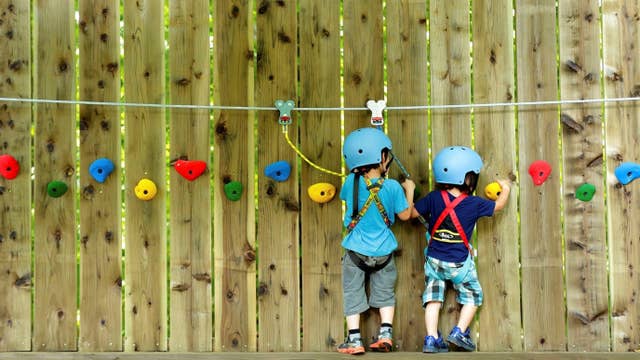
left=366, top=99, right=386, bottom=128
left=275, top=99, right=295, bottom=126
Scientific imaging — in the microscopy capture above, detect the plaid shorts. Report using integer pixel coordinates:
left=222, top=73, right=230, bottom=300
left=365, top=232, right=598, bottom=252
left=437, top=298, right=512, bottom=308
left=422, top=256, right=483, bottom=306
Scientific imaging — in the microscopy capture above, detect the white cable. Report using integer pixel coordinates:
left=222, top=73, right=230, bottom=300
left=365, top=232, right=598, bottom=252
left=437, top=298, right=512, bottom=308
left=0, top=95, right=638, bottom=112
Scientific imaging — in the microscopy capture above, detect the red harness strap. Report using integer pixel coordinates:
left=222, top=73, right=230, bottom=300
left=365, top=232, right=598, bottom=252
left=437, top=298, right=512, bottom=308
left=429, top=190, right=472, bottom=254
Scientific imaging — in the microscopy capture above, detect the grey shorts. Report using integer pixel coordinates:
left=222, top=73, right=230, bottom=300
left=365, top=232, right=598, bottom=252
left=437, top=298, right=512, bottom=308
left=342, top=251, right=397, bottom=316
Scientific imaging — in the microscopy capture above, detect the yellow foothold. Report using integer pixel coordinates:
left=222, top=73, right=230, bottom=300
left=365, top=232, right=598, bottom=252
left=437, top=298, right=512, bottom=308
left=135, top=178, right=158, bottom=201
left=484, top=181, right=502, bottom=201
left=307, top=182, right=336, bottom=204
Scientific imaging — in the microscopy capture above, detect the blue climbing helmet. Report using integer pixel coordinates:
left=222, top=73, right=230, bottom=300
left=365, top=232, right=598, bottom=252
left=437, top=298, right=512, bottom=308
left=433, top=146, right=483, bottom=186
left=343, top=127, right=392, bottom=172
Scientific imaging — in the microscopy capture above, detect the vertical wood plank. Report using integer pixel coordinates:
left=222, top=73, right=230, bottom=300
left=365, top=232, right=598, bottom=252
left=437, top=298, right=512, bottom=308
left=299, top=0, right=343, bottom=352
left=559, top=0, right=609, bottom=352
left=472, top=0, right=522, bottom=352
left=429, top=0, right=472, bottom=152
left=213, top=0, right=257, bottom=352
left=33, top=0, right=77, bottom=351
left=78, top=0, right=122, bottom=352
left=0, top=0, right=31, bottom=351
left=428, top=0, right=472, bottom=335
left=386, top=0, right=428, bottom=352
left=516, top=0, right=566, bottom=351
left=123, top=0, right=167, bottom=351
left=342, top=0, right=385, bottom=342
left=343, top=0, right=384, bottom=136
left=255, top=0, right=299, bottom=352
left=602, top=0, right=640, bottom=351
left=169, top=0, right=212, bottom=352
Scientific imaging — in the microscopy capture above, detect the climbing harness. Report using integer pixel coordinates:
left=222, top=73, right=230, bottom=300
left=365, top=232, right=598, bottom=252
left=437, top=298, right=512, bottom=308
left=346, top=174, right=390, bottom=234
left=425, top=190, right=475, bottom=285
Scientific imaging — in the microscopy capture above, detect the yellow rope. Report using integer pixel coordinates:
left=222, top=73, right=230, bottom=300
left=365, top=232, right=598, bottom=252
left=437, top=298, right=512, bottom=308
left=283, top=127, right=345, bottom=178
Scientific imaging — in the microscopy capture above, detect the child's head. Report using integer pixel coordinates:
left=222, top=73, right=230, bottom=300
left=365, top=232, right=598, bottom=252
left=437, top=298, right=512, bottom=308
left=433, top=146, right=483, bottom=194
left=343, top=127, right=393, bottom=174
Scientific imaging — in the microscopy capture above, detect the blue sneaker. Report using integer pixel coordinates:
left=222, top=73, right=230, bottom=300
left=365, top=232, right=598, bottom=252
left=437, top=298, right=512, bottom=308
left=447, top=326, right=476, bottom=351
left=422, top=333, right=448, bottom=353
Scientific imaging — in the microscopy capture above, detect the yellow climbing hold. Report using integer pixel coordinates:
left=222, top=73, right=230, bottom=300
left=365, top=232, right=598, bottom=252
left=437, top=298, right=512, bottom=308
left=308, top=182, right=336, bottom=204
left=135, top=178, right=158, bottom=201
left=484, top=181, right=502, bottom=201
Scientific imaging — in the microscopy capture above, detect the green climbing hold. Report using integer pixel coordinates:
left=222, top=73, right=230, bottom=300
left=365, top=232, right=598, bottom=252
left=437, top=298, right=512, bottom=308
left=224, top=180, right=243, bottom=201
left=47, top=181, right=68, bottom=198
left=575, top=183, right=595, bottom=202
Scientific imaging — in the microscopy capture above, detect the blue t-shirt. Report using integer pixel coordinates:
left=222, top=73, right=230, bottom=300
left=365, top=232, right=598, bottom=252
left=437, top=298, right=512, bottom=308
left=340, top=173, right=409, bottom=257
left=414, top=190, right=495, bottom=263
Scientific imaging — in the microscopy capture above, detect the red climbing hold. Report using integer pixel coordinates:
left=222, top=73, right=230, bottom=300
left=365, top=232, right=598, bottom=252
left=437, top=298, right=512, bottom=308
left=0, top=154, right=20, bottom=180
left=174, top=159, right=207, bottom=181
left=528, top=160, right=551, bottom=186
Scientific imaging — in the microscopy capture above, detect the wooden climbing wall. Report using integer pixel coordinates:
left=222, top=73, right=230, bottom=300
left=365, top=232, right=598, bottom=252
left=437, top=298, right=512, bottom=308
left=0, top=0, right=30, bottom=351
left=0, top=0, right=640, bottom=354
left=78, top=0, right=122, bottom=352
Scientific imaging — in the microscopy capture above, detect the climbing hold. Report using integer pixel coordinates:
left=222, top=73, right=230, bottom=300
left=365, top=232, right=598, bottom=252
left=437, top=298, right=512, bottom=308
left=264, top=160, right=291, bottom=182
left=484, top=182, right=502, bottom=201
left=575, top=183, right=596, bottom=202
left=224, top=181, right=243, bottom=201
left=614, top=162, right=640, bottom=185
left=89, top=158, right=115, bottom=183
left=0, top=154, right=20, bottom=180
left=47, top=181, right=68, bottom=198
left=366, top=99, right=386, bottom=127
left=134, top=178, right=158, bottom=201
left=308, top=182, right=336, bottom=204
left=275, top=99, right=295, bottom=126
left=528, top=160, right=552, bottom=186
left=174, top=159, right=207, bottom=181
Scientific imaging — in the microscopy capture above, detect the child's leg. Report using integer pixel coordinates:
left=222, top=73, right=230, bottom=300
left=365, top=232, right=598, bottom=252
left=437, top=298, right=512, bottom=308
left=457, top=304, right=477, bottom=332
left=346, top=313, right=360, bottom=330
left=425, top=301, right=442, bottom=337
left=379, top=305, right=394, bottom=325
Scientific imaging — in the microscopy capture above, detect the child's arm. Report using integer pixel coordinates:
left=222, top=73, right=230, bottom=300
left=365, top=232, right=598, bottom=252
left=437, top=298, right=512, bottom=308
left=397, top=179, right=415, bottom=221
left=493, top=179, right=511, bottom=212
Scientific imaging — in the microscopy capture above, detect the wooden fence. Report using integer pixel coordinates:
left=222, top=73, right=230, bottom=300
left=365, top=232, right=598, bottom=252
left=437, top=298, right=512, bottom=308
left=0, top=0, right=639, bottom=354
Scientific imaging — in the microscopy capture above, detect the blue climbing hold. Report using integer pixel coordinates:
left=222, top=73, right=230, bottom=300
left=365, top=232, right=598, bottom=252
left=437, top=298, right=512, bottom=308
left=264, top=161, right=291, bottom=182
left=89, top=158, right=115, bottom=183
left=614, top=162, right=640, bottom=185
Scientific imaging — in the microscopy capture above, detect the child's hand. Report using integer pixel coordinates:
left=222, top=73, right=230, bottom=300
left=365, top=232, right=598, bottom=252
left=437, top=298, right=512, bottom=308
left=401, top=179, right=416, bottom=193
left=494, top=179, right=511, bottom=212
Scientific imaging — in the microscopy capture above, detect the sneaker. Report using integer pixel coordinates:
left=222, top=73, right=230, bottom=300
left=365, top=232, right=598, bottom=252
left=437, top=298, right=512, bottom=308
left=447, top=326, right=476, bottom=351
left=369, top=328, right=393, bottom=352
left=422, top=332, right=449, bottom=353
left=337, top=336, right=365, bottom=355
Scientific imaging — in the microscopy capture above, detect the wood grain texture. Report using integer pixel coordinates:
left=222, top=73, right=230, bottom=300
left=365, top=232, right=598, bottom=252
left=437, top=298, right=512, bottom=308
left=78, top=0, right=122, bottom=351
left=472, top=0, right=521, bottom=352
left=299, top=0, right=344, bottom=352
left=602, top=0, right=640, bottom=352
left=0, top=0, right=31, bottom=351
left=516, top=0, right=566, bottom=351
left=123, top=0, right=167, bottom=351
left=33, top=0, right=77, bottom=351
left=255, top=0, right=300, bottom=352
left=559, top=0, right=609, bottom=352
left=213, top=0, right=257, bottom=352
left=169, top=0, right=212, bottom=352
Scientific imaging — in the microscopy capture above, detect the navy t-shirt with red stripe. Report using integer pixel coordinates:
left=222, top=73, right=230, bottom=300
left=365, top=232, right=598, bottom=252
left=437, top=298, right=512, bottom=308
left=414, top=190, right=496, bottom=263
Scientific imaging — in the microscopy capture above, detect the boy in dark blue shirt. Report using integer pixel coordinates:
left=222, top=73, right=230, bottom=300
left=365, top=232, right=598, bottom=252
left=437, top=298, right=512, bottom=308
left=412, top=146, right=510, bottom=353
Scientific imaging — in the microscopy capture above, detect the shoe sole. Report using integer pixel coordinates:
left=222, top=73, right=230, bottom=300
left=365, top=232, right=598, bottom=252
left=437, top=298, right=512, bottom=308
left=370, top=340, right=392, bottom=352
left=447, top=336, right=475, bottom=351
left=337, top=346, right=365, bottom=355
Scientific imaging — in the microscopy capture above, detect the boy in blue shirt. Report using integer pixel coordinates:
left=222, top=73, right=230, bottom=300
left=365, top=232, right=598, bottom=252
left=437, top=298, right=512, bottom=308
left=412, top=146, right=510, bottom=353
left=337, top=127, right=415, bottom=355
